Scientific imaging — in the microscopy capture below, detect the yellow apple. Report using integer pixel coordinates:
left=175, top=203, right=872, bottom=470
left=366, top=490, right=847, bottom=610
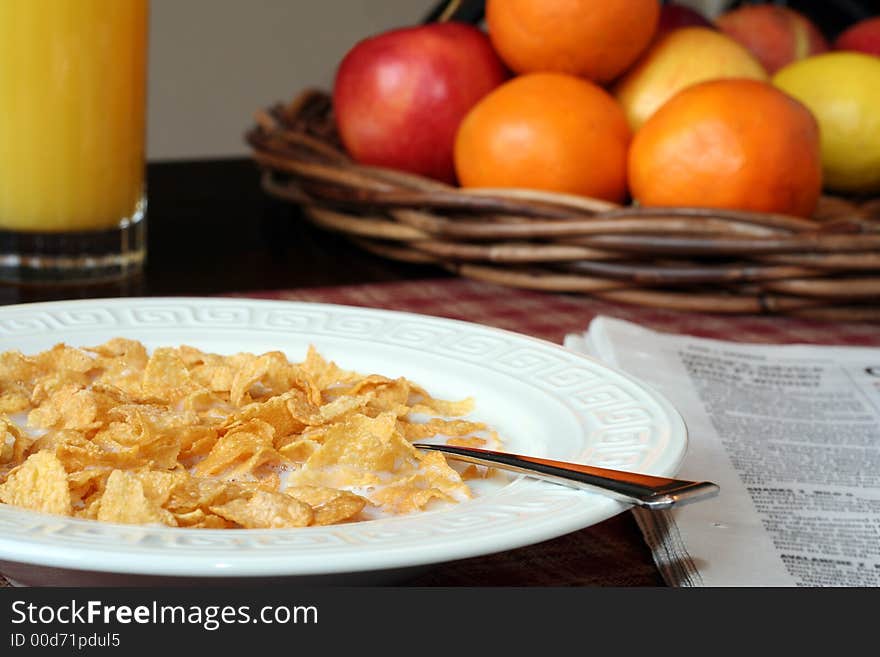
left=613, top=27, right=768, bottom=132
left=774, top=52, right=880, bottom=194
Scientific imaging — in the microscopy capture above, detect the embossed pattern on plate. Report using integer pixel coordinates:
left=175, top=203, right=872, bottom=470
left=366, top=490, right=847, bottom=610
left=0, top=298, right=687, bottom=581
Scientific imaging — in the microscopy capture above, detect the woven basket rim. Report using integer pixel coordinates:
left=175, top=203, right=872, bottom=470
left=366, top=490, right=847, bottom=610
left=246, top=89, right=880, bottom=322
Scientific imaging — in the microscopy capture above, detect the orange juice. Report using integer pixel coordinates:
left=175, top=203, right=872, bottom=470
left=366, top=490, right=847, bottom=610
left=0, top=0, right=148, bottom=233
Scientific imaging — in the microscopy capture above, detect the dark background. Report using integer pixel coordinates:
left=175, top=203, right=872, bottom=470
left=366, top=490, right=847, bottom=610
left=426, top=0, right=880, bottom=39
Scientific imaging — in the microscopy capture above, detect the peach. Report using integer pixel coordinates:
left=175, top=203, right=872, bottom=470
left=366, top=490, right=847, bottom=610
left=834, top=17, right=880, bottom=57
left=613, top=28, right=767, bottom=131
left=716, top=4, right=829, bottom=73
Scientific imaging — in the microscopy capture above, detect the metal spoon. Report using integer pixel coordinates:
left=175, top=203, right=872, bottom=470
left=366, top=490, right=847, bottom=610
left=414, top=443, right=719, bottom=510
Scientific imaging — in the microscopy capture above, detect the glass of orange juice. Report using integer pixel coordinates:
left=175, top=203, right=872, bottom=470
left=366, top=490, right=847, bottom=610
left=0, top=0, right=148, bottom=283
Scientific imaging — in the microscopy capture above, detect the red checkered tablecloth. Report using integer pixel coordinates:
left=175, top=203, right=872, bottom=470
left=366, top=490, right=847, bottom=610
left=3, top=279, right=876, bottom=587
left=240, top=278, right=880, bottom=347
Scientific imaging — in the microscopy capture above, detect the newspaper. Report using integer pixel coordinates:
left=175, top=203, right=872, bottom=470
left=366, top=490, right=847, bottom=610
left=565, top=317, right=880, bottom=587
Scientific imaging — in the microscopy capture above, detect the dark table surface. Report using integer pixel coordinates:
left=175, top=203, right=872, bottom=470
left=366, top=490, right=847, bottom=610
left=0, top=158, right=448, bottom=307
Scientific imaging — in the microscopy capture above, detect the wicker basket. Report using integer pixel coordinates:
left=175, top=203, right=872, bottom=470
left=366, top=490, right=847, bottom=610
left=246, top=90, right=880, bottom=321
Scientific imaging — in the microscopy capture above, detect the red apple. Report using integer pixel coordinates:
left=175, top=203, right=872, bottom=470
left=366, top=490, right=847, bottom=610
left=333, top=22, right=508, bottom=184
left=716, top=5, right=829, bottom=73
left=656, top=2, right=715, bottom=38
left=835, top=17, right=880, bottom=57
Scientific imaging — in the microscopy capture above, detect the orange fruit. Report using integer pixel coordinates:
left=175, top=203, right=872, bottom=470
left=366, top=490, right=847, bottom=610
left=454, top=73, right=631, bottom=202
left=486, top=0, right=660, bottom=84
left=628, top=78, right=822, bottom=217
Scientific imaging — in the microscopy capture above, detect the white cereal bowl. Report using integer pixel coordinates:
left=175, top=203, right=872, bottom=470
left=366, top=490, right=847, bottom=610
left=0, top=298, right=687, bottom=586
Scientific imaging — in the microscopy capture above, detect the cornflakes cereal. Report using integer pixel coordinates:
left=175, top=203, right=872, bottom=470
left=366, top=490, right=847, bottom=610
left=0, top=340, right=501, bottom=528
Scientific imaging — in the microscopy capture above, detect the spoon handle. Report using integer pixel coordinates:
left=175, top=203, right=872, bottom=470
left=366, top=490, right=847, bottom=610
left=414, top=443, right=719, bottom=510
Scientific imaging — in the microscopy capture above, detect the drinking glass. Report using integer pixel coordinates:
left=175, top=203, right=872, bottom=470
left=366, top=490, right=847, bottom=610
left=0, top=0, right=149, bottom=283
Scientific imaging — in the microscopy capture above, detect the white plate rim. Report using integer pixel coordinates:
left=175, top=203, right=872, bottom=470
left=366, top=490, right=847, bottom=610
left=0, top=297, right=687, bottom=578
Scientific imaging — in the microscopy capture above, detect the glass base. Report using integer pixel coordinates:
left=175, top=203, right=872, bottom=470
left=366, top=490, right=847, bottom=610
left=0, top=202, right=146, bottom=285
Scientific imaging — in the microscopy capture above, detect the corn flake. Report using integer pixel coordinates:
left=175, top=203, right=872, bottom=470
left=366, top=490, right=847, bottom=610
left=284, top=485, right=367, bottom=525
left=97, top=469, right=176, bottom=526
left=210, top=490, right=312, bottom=529
left=0, top=451, right=71, bottom=516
